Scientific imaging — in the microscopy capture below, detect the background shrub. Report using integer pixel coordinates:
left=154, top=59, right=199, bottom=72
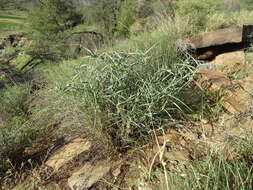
left=175, top=0, right=224, bottom=35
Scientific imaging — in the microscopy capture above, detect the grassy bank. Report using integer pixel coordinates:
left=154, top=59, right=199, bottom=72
left=0, top=15, right=26, bottom=20
left=0, top=11, right=27, bottom=37
left=1, top=0, right=253, bottom=189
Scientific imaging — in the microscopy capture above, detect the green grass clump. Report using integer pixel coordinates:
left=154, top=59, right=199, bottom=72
left=188, top=89, right=226, bottom=122
left=66, top=49, right=195, bottom=147
left=144, top=137, right=253, bottom=190
left=166, top=138, right=253, bottom=190
left=59, top=17, right=196, bottom=148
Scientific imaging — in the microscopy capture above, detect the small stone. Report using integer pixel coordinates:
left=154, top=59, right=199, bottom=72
left=68, top=160, right=112, bottom=190
left=112, top=167, right=121, bottom=178
left=164, top=151, right=189, bottom=161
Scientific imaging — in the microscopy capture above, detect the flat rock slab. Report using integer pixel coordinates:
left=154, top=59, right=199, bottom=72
left=68, top=160, right=112, bottom=190
left=188, top=25, right=243, bottom=49
left=46, top=138, right=92, bottom=171
left=210, top=51, right=245, bottom=72
left=198, top=51, right=246, bottom=74
left=180, top=25, right=253, bottom=60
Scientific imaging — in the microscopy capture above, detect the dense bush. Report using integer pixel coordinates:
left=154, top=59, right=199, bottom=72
left=84, top=0, right=138, bottom=39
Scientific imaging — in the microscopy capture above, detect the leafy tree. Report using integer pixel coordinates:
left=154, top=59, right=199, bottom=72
left=96, top=0, right=121, bottom=38
left=0, top=0, right=10, bottom=8
left=115, top=0, right=137, bottom=38
left=27, top=0, right=83, bottom=62
left=87, top=0, right=137, bottom=39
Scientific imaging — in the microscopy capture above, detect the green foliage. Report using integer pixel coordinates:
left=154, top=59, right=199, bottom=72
left=86, top=0, right=137, bottom=39
left=30, top=0, right=82, bottom=36
left=28, top=0, right=83, bottom=61
left=200, top=90, right=225, bottom=122
left=0, top=42, right=18, bottom=60
left=0, top=0, right=10, bottom=9
left=79, top=5, right=100, bottom=26
left=115, top=0, right=136, bottom=38
left=171, top=138, right=253, bottom=190
left=95, top=0, right=120, bottom=38
left=0, top=0, right=32, bottom=10
left=0, top=84, right=29, bottom=119
left=238, top=0, right=253, bottom=10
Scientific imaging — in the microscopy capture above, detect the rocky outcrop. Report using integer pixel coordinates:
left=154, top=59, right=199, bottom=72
left=39, top=137, right=122, bottom=190
left=45, top=138, right=92, bottom=172
left=178, top=25, right=253, bottom=115
left=189, top=26, right=243, bottom=49
left=0, top=34, right=25, bottom=50
left=196, top=69, right=253, bottom=114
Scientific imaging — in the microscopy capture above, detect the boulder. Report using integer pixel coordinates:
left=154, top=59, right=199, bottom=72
left=180, top=25, right=253, bottom=60
left=64, top=31, right=104, bottom=56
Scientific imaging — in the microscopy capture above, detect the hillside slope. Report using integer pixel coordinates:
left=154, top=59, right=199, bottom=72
left=1, top=0, right=253, bottom=189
